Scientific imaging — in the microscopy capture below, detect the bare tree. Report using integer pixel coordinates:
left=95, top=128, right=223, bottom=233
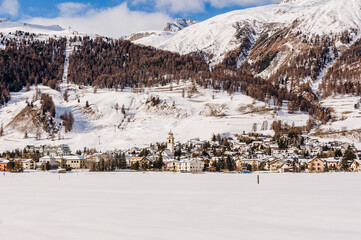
left=252, top=123, right=257, bottom=132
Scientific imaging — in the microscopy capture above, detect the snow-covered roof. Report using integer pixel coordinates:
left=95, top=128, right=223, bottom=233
left=0, top=159, right=10, bottom=164
left=62, top=155, right=85, bottom=160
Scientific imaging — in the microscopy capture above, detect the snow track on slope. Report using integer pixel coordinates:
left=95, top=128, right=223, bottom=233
left=61, top=38, right=72, bottom=91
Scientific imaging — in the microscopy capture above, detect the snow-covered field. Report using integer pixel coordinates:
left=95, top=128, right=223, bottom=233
left=0, top=172, right=360, bottom=240
left=0, top=83, right=309, bottom=152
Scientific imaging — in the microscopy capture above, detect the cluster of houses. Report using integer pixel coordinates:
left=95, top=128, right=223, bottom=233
left=0, top=131, right=360, bottom=173
left=0, top=144, right=86, bottom=172
left=125, top=132, right=361, bottom=173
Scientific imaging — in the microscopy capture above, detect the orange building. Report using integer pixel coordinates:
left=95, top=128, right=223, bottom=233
left=0, top=160, right=9, bottom=172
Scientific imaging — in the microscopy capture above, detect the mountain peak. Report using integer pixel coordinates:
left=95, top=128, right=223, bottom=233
left=164, top=18, right=196, bottom=32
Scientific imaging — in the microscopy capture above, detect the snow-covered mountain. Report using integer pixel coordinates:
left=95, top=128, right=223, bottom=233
left=0, top=18, right=67, bottom=35
left=1, top=0, right=361, bottom=152
left=127, top=18, right=195, bottom=42
left=164, top=18, right=196, bottom=32
left=134, top=0, right=361, bottom=64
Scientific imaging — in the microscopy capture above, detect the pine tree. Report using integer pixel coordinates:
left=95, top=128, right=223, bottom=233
left=0, top=124, right=3, bottom=137
left=154, top=154, right=163, bottom=170
left=217, top=157, right=225, bottom=171
left=341, top=148, right=356, bottom=171
left=226, top=155, right=236, bottom=171
left=64, top=90, right=69, bottom=102
left=46, top=162, right=51, bottom=171
left=252, top=123, right=257, bottom=132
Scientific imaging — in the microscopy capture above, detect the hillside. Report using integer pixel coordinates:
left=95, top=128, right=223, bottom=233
left=0, top=0, right=361, bottom=152
left=134, top=0, right=361, bottom=98
left=0, top=82, right=313, bottom=152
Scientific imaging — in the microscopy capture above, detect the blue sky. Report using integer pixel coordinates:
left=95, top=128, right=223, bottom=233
left=0, top=0, right=277, bottom=37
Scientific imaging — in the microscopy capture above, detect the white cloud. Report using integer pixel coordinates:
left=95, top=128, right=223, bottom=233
left=0, top=0, right=20, bottom=17
left=57, top=2, right=91, bottom=17
left=131, top=0, right=278, bottom=13
left=25, top=2, right=171, bottom=38
left=133, top=0, right=205, bottom=13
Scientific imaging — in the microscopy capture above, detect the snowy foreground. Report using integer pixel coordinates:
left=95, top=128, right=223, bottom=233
left=1, top=172, right=360, bottom=240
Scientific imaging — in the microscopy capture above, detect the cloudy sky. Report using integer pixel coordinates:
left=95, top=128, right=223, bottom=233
left=0, top=0, right=278, bottom=37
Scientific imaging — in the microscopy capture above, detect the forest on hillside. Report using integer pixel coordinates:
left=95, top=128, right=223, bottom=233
left=68, top=37, right=210, bottom=89
left=0, top=34, right=66, bottom=105
left=2, top=32, right=360, bottom=125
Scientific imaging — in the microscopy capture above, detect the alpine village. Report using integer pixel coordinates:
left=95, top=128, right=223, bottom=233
left=1, top=130, right=360, bottom=174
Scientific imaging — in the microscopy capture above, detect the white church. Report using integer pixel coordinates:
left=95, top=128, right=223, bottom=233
left=162, top=131, right=202, bottom=173
left=162, top=131, right=175, bottom=157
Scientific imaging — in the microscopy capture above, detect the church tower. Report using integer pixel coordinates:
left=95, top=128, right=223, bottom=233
left=167, top=131, right=175, bottom=154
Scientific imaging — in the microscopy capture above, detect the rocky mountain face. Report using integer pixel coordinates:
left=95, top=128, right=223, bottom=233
left=134, top=0, right=361, bottom=98
left=164, top=18, right=196, bottom=32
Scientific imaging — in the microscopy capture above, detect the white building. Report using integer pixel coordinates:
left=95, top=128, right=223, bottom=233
left=26, top=144, right=72, bottom=156
left=38, top=156, right=59, bottom=169
left=179, top=159, right=203, bottom=173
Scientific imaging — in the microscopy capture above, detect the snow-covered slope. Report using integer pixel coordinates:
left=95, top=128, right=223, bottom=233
left=0, top=83, right=310, bottom=152
left=0, top=18, right=68, bottom=35
left=135, top=7, right=273, bottom=65
left=134, top=0, right=361, bottom=64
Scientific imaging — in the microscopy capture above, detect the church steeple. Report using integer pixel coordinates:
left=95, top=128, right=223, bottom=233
left=167, top=130, right=175, bottom=154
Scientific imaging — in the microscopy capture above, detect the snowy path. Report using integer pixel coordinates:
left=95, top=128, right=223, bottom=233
left=61, top=38, right=72, bottom=91
left=0, top=172, right=360, bottom=240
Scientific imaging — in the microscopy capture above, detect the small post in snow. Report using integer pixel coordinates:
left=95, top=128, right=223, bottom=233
left=257, top=175, right=260, bottom=185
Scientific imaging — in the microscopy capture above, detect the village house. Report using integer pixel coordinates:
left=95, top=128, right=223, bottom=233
left=38, top=156, right=59, bottom=169
left=278, top=163, right=293, bottom=173
left=179, top=158, right=203, bottom=173
left=269, top=159, right=285, bottom=172
left=25, top=144, right=72, bottom=157
left=130, top=156, right=155, bottom=169
left=129, top=157, right=144, bottom=166
left=62, top=155, right=86, bottom=169
left=307, top=157, right=325, bottom=173
left=138, top=157, right=155, bottom=170
left=164, top=159, right=179, bottom=172
left=201, top=158, right=215, bottom=169
left=236, top=159, right=261, bottom=171
left=325, top=158, right=340, bottom=171
left=22, top=159, right=36, bottom=170
left=0, top=159, right=9, bottom=171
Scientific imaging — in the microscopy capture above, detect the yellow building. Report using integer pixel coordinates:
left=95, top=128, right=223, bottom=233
left=308, top=157, right=325, bottom=173
left=62, top=155, right=86, bottom=169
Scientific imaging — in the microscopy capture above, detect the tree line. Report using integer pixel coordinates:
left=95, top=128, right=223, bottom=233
left=0, top=35, right=66, bottom=105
